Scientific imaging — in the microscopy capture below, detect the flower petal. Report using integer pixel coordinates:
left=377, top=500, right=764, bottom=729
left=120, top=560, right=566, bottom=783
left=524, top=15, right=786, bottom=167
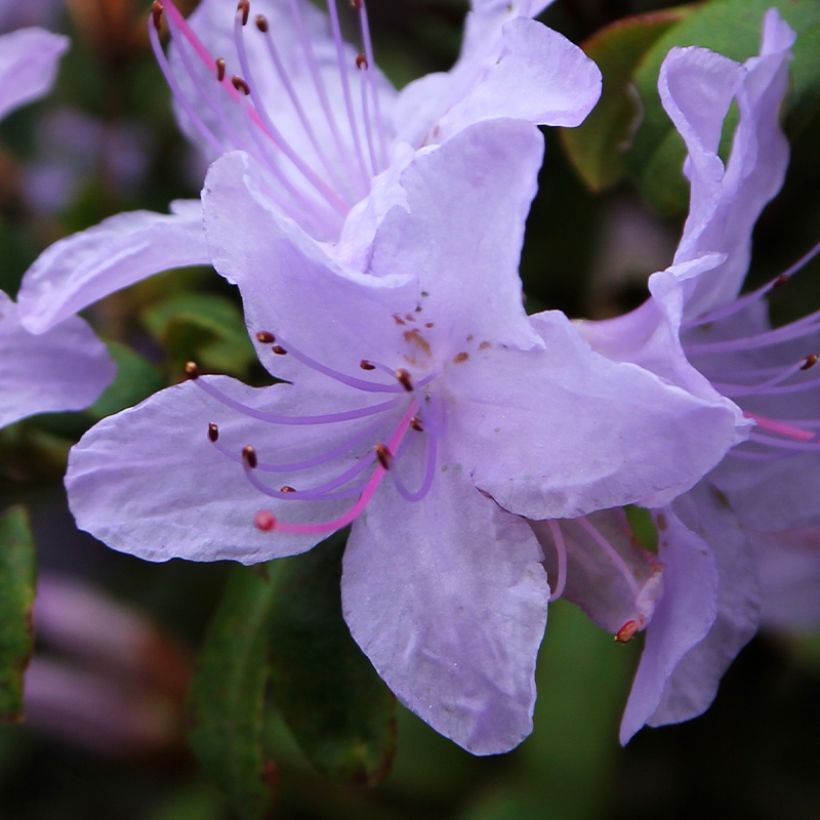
left=0, top=292, right=114, bottom=428
left=619, top=504, right=718, bottom=744
left=17, top=202, right=209, bottom=334
left=342, top=461, right=549, bottom=755
left=369, top=119, right=544, bottom=351
left=645, top=484, right=760, bottom=729
left=449, top=310, right=742, bottom=520
left=0, top=28, right=68, bottom=120
left=66, top=376, right=388, bottom=564
left=396, top=17, right=600, bottom=147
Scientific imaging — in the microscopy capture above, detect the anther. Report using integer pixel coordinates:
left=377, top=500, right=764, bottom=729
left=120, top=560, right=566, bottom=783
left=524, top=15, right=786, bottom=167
left=255, top=14, right=269, bottom=33
left=350, top=0, right=363, bottom=9
left=151, top=1, right=164, bottom=32
left=208, top=422, right=220, bottom=442
left=272, top=345, right=288, bottom=355
left=215, top=58, right=226, bottom=82
left=237, top=0, right=250, bottom=26
left=356, top=52, right=368, bottom=70
left=396, top=368, right=414, bottom=392
left=184, top=361, right=200, bottom=380
left=242, top=445, right=258, bottom=469
left=359, top=359, right=376, bottom=371
left=410, top=417, right=424, bottom=432
left=255, top=330, right=275, bottom=344
left=232, top=75, right=251, bottom=95
left=801, top=353, right=818, bottom=370
left=255, top=510, right=276, bottom=531
left=375, top=444, right=392, bottom=470
left=614, top=619, right=641, bottom=643
left=280, top=485, right=296, bottom=493
left=772, top=273, right=791, bottom=288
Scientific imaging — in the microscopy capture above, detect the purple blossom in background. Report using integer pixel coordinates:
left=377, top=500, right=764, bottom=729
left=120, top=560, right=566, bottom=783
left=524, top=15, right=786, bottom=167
left=15, top=0, right=599, bottom=336
left=546, top=9, right=819, bottom=742
left=64, top=115, right=742, bottom=754
left=0, top=28, right=115, bottom=428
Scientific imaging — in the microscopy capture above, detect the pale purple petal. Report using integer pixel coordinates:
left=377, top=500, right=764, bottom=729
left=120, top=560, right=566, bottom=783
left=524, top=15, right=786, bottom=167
left=369, top=119, right=544, bottom=351
left=619, top=504, right=718, bottom=744
left=342, top=459, right=549, bottom=755
left=0, top=291, right=114, bottom=428
left=646, top=484, right=760, bottom=728
left=448, top=310, right=742, bottom=520
left=0, top=28, right=67, bottom=120
left=16, top=202, right=209, bottom=334
left=66, top=376, right=376, bottom=564
left=532, top=509, right=663, bottom=635
left=663, top=11, right=794, bottom=319
left=396, top=18, right=600, bottom=147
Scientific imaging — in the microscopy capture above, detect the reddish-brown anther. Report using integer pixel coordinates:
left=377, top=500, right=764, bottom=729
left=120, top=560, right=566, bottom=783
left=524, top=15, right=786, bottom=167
left=772, top=273, right=791, bottom=288
left=359, top=359, right=376, bottom=370
left=242, top=445, right=258, bottom=469
left=350, top=0, right=363, bottom=9
left=272, top=345, right=288, bottom=355
left=255, top=510, right=276, bottom=531
left=356, top=52, right=368, bottom=70
left=396, top=368, right=414, bottom=392
left=375, top=444, right=392, bottom=470
left=208, top=423, right=219, bottom=442
left=184, top=361, right=200, bottom=380
left=614, top=619, right=641, bottom=643
left=215, top=58, right=226, bottom=82
left=411, top=417, right=424, bottom=432
left=801, top=353, right=818, bottom=370
left=151, top=1, right=164, bottom=32
left=280, top=485, right=296, bottom=494
left=237, top=0, right=250, bottom=26
left=255, top=14, right=269, bottom=33
left=255, top=330, right=275, bottom=344
left=232, top=75, right=251, bottom=95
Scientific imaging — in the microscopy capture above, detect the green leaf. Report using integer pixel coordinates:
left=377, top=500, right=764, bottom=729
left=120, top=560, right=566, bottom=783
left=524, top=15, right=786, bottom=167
left=0, top=506, right=37, bottom=723
left=266, top=535, right=397, bottom=786
left=86, top=342, right=166, bottom=420
left=626, top=0, right=820, bottom=214
left=560, top=7, right=693, bottom=192
left=187, top=567, right=278, bottom=820
left=142, top=293, right=255, bottom=376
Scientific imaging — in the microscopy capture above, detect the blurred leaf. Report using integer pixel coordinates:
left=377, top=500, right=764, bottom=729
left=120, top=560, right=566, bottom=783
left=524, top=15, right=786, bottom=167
left=561, top=7, right=692, bottom=192
left=187, top=566, right=277, bottom=820
left=625, top=505, right=658, bottom=552
left=267, top=535, right=397, bottom=786
left=146, top=781, right=227, bottom=820
left=0, top=507, right=36, bottom=724
left=142, top=292, right=255, bottom=376
left=626, top=0, right=820, bottom=214
left=86, top=341, right=165, bottom=420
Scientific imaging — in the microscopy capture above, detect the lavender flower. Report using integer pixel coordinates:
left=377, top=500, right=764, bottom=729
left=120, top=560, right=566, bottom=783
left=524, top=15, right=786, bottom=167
left=15, top=0, right=600, bottom=335
left=559, top=10, right=818, bottom=742
left=65, top=116, right=743, bottom=754
left=0, top=28, right=115, bottom=428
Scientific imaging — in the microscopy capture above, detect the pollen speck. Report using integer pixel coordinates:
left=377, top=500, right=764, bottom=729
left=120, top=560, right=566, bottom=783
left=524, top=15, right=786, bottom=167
left=479, top=341, right=491, bottom=350
left=403, top=329, right=431, bottom=356
left=453, top=352, right=469, bottom=364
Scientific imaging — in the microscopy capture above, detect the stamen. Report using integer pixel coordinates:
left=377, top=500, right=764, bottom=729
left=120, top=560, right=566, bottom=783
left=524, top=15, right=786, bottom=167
left=242, top=444, right=258, bottom=468
left=237, top=0, right=250, bottom=26
left=410, top=416, right=424, bottom=432
left=375, top=443, right=392, bottom=470
left=215, top=58, right=226, bottom=82
left=151, top=0, right=164, bottom=32
left=748, top=433, right=820, bottom=452
left=359, top=359, right=375, bottom=370
left=255, top=330, right=275, bottom=344
left=354, top=0, right=388, bottom=167
left=395, top=368, right=413, bottom=392
left=272, top=345, right=287, bottom=355
left=614, top=619, right=642, bottom=643
left=686, top=310, right=820, bottom=355
left=711, top=357, right=819, bottom=397
left=255, top=510, right=275, bottom=531
left=184, top=361, right=200, bottom=379
left=575, top=517, right=640, bottom=597
left=391, top=424, right=438, bottom=502
left=356, top=52, right=368, bottom=70
left=801, top=353, right=818, bottom=370
left=546, top=520, right=567, bottom=602
left=208, top=422, right=219, bottom=442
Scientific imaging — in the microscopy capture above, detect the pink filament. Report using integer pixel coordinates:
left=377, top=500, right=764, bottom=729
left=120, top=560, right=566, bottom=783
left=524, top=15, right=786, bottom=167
left=745, top=412, right=816, bottom=443
left=546, top=520, right=567, bottom=602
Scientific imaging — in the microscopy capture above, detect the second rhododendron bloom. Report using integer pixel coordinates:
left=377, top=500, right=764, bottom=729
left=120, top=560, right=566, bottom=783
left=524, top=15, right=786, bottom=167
left=15, top=0, right=601, bottom=336
left=66, top=121, right=741, bottom=754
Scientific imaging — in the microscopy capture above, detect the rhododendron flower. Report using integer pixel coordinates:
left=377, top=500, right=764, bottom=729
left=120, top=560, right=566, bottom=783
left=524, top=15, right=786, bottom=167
left=15, top=0, right=599, bottom=337
left=0, top=28, right=114, bottom=428
left=561, top=10, right=818, bottom=742
left=65, top=120, right=740, bottom=754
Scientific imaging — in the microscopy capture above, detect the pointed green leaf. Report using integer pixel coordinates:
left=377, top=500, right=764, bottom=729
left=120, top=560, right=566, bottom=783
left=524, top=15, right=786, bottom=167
left=187, top=567, right=277, bottom=820
left=560, top=7, right=693, bottom=192
left=267, top=535, right=397, bottom=785
left=626, top=0, right=820, bottom=214
left=0, top=506, right=37, bottom=723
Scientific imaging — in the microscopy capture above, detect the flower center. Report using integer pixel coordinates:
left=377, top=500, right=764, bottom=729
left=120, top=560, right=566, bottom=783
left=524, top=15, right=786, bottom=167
left=149, top=0, right=390, bottom=239
left=682, top=240, right=820, bottom=462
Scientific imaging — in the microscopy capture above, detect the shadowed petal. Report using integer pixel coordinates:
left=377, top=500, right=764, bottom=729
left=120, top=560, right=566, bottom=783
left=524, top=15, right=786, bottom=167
left=0, top=28, right=68, bottom=120
left=17, top=202, right=209, bottom=334
left=342, top=461, right=549, bottom=755
left=0, top=292, right=114, bottom=428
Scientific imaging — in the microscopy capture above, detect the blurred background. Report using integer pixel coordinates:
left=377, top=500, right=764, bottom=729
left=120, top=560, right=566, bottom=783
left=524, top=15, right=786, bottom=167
left=0, top=1, right=818, bottom=818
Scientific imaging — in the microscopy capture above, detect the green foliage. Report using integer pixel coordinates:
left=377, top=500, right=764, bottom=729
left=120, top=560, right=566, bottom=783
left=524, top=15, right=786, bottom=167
left=0, top=507, right=36, bottom=723
left=560, top=6, right=692, bottom=192
left=86, top=342, right=165, bottom=420
left=141, top=292, right=256, bottom=377
left=188, top=537, right=396, bottom=819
